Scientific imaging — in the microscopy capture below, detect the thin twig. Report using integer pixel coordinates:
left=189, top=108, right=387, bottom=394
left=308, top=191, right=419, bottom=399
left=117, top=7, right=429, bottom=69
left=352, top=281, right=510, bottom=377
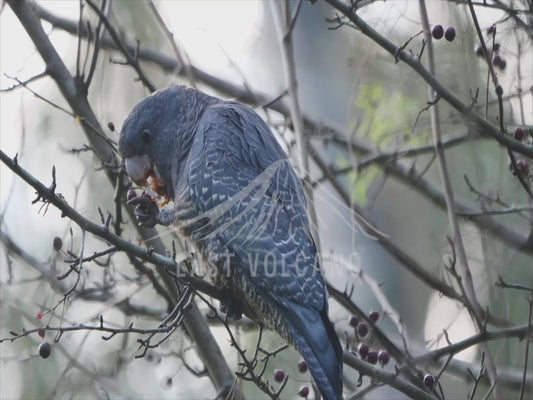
left=84, top=0, right=156, bottom=92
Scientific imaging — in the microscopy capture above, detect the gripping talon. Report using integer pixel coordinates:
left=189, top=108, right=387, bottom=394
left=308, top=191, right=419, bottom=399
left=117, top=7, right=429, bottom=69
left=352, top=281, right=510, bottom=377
left=128, top=193, right=160, bottom=228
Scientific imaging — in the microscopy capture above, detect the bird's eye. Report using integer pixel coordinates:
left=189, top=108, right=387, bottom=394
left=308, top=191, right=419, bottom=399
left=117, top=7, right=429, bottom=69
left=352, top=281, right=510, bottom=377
left=141, top=129, right=151, bottom=143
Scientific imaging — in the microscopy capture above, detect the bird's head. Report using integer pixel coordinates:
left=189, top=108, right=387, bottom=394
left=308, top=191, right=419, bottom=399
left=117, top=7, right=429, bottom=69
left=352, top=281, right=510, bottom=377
left=118, top=86, right=191, bottom=201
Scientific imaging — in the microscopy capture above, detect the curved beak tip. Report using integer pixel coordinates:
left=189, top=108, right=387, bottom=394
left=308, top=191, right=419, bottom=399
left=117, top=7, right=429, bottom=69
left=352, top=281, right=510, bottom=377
left=124, top=155, right=152, bottom=185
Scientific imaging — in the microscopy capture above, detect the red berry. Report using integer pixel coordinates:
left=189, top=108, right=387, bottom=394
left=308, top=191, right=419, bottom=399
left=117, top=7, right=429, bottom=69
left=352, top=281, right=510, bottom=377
left=432, top=25, right=444, bottom=40
left=37, top=313, right=43, bottom=320
left=38, top=342, right=51, bottom=359
left=299, top=386, right=309, bottom=398
left=357, top=323, right=369, bottom=337
left=274, top=369, right=285, bottom=383
left=423, top=374, right=435, bottom=388
left=378, top=350, right=390, bottom=366
left=298, top=360, right=308, bottom=373
left=357, top=342, right=369, bottom=358
left=514, top=128, right=525, bottom=141
left=368, top=311, right=380, bottom=323
left=349, top=316, right=359, bottom=328
left=53, top=237, right=62, bottom=251
left=367, top=351, right=378, bottom=364
left=444, top=27, right=456, bottom=42
left=37, top=328, right=45, bottom=339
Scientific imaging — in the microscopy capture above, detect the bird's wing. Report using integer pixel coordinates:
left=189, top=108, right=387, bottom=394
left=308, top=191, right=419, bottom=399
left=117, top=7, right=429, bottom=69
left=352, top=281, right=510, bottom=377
left=187, top=102, right=325, bottom=311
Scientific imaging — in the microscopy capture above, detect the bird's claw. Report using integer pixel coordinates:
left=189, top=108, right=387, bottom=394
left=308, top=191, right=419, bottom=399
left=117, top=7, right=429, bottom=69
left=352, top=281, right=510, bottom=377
left=218, top=286, right=244, bottom=320
left=128, top=193, right=160, bottom=228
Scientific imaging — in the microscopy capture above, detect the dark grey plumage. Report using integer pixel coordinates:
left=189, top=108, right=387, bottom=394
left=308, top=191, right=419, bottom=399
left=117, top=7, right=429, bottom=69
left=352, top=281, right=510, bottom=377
left=119, top=86, right=343, bottom=400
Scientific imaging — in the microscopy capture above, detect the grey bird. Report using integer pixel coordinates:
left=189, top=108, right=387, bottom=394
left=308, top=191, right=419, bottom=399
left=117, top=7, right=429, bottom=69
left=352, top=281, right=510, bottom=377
left=118, top=85, right=343, bottom=399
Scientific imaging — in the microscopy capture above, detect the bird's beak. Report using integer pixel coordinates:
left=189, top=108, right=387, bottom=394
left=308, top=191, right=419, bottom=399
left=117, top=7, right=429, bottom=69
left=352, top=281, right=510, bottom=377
left=124, top=155, right=169, bottom=201
left=124, top=155, right=152, bottom=186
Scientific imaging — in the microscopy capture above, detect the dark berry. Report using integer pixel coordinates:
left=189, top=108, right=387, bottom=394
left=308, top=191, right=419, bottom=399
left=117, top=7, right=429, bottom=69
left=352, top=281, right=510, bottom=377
left=498, top=59, right=506, bottom=70
left=423, top=374, right=435, bottom=388
left=517, top=160, right=530, bottom=176
left=475, top=46, right=484, bottom=57
left=488, top=25, right=496, bottom=35
left=367, top=351, right=378, bottom=364
left=349, top=316, right=359, bottom=328
left=127, top=189, right=137, bottom=201
left=299, top=386, right=310, bottom=398
left=107, top=122, right=115, bottom=132
left=53, top=236, right=62, bottom=251
left=378, top=350, right=390, bottom=366
left=496, top=85, right=503, bottom=96
left=357, top=342, right=369, bottom=358
left=165, top=377, right=173, bottom=387
left=37, top=328, right=45, bottom=339
left=432, top=25, right=444, bottom=40
left=493, top=55, right=503, bottom=67
left=368, top=311, right=380, bottom=323
left=357, top=323, right=369, bottom=337
left=38, top=341, right=51, bottom=359
left=493, top=43, right=500, bottom=52
left=274, top=369, right=285, bottom=383
left=298, top=360, right=308, bottom=373
left=444, top=27, right=456, bottom=42
left=514, top=127, right=525, bottom=141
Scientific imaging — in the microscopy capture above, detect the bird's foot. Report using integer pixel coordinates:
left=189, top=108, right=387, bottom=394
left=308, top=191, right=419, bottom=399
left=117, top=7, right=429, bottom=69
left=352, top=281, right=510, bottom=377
left=218, top=287, right=244, bottom=320
left=128, top=192, right=161, bottom=228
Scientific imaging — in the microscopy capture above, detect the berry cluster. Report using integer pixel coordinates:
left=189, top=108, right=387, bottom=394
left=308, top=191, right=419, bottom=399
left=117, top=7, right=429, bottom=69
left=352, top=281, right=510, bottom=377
left=431, top=25, right=456, bottom=42
left=350, top=310, right=438, bottom=392
left=273, top=359, right=310, bottom=398
left=510, top=127, right=532, bottom=178
left=475, top=25, right=507, bottom=71
left=350, top=311, right=390, bottom=367
left=349, top=310, right=380, bottom=339
left=357, top=343, right=390, bottom=366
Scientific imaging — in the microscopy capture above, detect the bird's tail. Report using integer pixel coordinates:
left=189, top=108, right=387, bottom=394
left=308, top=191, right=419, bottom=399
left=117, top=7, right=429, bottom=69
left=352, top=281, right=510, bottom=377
left=283, top=301, right=343, bottom=400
